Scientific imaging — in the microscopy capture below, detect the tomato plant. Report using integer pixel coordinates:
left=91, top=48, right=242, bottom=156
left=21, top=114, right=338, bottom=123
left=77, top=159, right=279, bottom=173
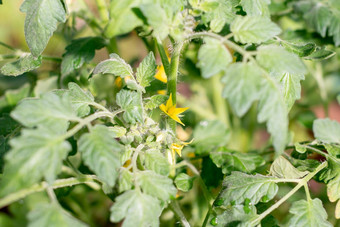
left=0, top=0, right=340, bottom=226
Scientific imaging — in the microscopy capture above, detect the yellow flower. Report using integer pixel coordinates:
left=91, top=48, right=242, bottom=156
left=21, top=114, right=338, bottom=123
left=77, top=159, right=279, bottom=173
left=159, top=94, right=189, bottom=126
left=154, top=65, right=168, bottom=83
left=171, top=143, right=185, bottom=157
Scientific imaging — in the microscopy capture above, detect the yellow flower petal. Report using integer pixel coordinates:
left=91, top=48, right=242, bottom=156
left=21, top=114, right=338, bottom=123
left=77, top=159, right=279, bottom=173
left=154, top=65, right=167, bottom=83
left=172, top=107, right=189, bottom=115
left=159, top=94, right=188, bottom=126
left=157, top=90, right=167, bottom=95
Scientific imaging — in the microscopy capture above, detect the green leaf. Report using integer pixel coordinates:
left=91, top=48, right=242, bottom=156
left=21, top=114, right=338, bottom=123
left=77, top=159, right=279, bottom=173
left=144, top=151, right=170, bottom=176
left=136, top=52, right=157, bottom=88
left=0, top=54, right=42, bottom=76
left=337, top=94, right=340, bottom=104
left=118, top=168, right=133, bottom=193
left=288, top=199, right=332, bottom=227
left=4, top=83, right=31, bottom=106
left=136, top=170, right=177, bottom=202
left=240, top=0, right=270, bottom=17
left=174, top=173, right=195, bottom=192
left=270, top=156, right=309, bottom=179
left=304, top=47, right=336, bottom=60
left=210, top=147, right=265, bottom=175
left=65, top=82, right=94, bottom=117
left=197, top=38, right=232, bottom=79
left=294, top=142, right=307, bottom=154
left=20, top=0, right=66, bottom=56
left=222, top=62, right=262, bottom=116
left=313, top=118, right=340, bottom=144
left=277, top=72, right=304, bottom=111
left=110, top=190, right=162, bottom=227
left=329, top=11, right=340, bottom=46
left=104, top=0, right=142, bottom=38
left=193, top=120, right=230, bottom=152
left=281, top=42, right=316, bottom=57
left=61, top=37, right=106, bottom=76
left=256, top=45, right=306, bottom=76
left=78, top=125, right=122, bottom=187
left=145, top=95, right=168, bottom=110
left=231, top=16, right=281, bottom=44
left=0, top=127, right=71, bottom=196
left=28, top=203, right=87, bottom=227
left=93, top=54, right=133, bottom=78
left=304, top=3, right=332, bottom=37
left=203, top=0, right=237, bottom=33
left=55, top=82, right=95, bottom=117
left=139, top=4, right=170, bottom=40
left=217, top=172, right=278, bottom=206
left=11, top=92, right=77, bottom=132
left=211, top=204, right=258, bottom=227
left=116, top=89, right=143, bottom=124
left=257, top=78, right=289, bottom=153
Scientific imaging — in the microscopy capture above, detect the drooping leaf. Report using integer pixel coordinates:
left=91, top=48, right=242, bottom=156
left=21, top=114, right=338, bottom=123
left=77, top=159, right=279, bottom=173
left=136, top=52, right=157, bottom=88
left=116, top=89, right=143, bottom=124
left=222, top=62, right=262, bottom=116
left=93, top=54, right=133, bottom=78
left=240, top=0, right=270, bottom=17
left=139, top=4, right=170, bottom=40
left=145, top=95, right=168, bottom=110
left=197, top=38, right=232, bottom=79
left=278, top=72, right=304, bottom=111
left=210, top=147, right=265, bottom=175
left=104, top=0, right=142, bottom=38
left=304, top=47, right=336, bottom=60
left=144, top=151, right=170, bottom=176
left=256, top=45, right=306, bottom=76
left=210, top=204, right=258, bottom=227
left=0, top=54, right=42, bottom=76
left=217, top=172, right=279, bottom=206
left=78, top=125, right=122, bottom=187
left=0, top=127, right=71, bottom=196
left=28, top=203, right=87, bottom=227
left=174, top=173, right=195, bottom=192
left=257, top=78, right=289, bottom=153
left=313, top=118, right=340, bottom=144
left=270, top=156, right=309, bottom=179
left=288, top=199, right=332, bottom=227
left=231, top=16, right=281, bottom=44
left=61, top=37, right=106, bottom=76
left=193, top=120, right=230, bottom=152
left=136, top=170, right=177, bottom=202
left=20, top=0, right=67, bottom=56
left=329, top=11, right=340, bottom=46
left=281, top=41, right=316, bottom=57
left=11, top=92, right=77, bottom=132
left=110, top=190, right=162, bottom=227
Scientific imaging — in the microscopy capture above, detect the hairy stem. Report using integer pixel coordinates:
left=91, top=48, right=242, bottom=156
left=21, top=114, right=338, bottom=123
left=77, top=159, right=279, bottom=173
left=170, top=200, right=191, bottom=227
left=95, top=0, right=109, bottom=23
left=167, top=42, right=184, bottom=132
left=211, top=74, right=230, bottom=127
left=132, top=144, right=144, bottom=191
left=0, top=175, right=100, bottom=209
left=250, top=161, right=328, bottom=225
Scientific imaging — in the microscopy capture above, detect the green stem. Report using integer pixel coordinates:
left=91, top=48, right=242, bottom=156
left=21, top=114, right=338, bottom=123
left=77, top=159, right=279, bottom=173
left=132, top=144, right=144, bottom=191
left=314, top=63, right=328, bottom=117
left=95, top=0, right=109, bottom=23
left=250, top=161, right=328, bottom=225
left=167, top=42, right=184, bottom=132
left=106, top=37, right=119, bottom=54
left=0, top=41, right=16, bottom=51
left=169, top=200, right=191, bottom=227
left=155, top=39, right=171, bottom=76
left=0, top=54, right=62, bottom=62
left=0, top=175, right=100, bottom=209
left=304, top=145, right=340, bottom=165
left=211, top=74, right=230, bottom=127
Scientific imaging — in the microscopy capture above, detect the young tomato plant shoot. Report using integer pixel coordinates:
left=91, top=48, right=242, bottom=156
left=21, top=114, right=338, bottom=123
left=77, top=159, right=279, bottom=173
left=0, top=0, right=340, bottom=226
